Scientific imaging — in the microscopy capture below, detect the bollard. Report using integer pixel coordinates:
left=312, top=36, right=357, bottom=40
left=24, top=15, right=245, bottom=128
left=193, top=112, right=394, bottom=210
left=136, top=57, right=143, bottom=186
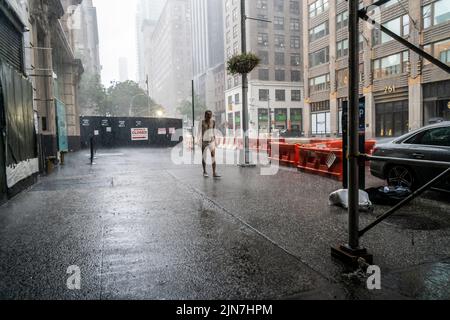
left=90, top=136, right=95, bottom=165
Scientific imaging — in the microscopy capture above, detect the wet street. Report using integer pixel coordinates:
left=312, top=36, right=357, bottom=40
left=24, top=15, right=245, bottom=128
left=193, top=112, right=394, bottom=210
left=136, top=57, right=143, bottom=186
left=0, top=147, right=449, bottom=300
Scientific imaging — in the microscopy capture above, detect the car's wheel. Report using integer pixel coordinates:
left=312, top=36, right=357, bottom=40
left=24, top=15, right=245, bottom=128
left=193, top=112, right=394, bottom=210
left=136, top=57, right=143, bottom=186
left=387, top=165, right=415, bottom=189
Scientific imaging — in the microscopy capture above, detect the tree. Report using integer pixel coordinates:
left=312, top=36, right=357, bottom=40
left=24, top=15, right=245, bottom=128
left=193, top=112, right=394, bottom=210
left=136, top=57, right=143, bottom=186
left=177, top=95, right=207, bottom=124
left=78, top=73, right=107, bottom=116
left=106, top=80, right=161, bottom=117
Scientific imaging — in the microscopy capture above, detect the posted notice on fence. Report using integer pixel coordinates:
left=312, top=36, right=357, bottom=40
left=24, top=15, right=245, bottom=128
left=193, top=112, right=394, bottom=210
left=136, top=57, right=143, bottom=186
left=131, top=128, right=149, bottom=141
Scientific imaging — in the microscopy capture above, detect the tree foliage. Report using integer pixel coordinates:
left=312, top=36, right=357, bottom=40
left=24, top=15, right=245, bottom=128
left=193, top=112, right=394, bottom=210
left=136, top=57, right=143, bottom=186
left=78, top=73, right=107, bottom=116
left=177, top=95, right=208, bottom=123
left=79, top=78, right=166, bottom=117
left=106, top=80, right=163, bottom=117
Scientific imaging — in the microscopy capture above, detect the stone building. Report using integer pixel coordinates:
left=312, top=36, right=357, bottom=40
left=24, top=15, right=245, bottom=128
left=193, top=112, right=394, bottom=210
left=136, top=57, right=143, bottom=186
left=144, top=0, right=193, bottom=117
left=223, top=0, right=305, bottom=138
left=302, top=0, right=450, bottom=139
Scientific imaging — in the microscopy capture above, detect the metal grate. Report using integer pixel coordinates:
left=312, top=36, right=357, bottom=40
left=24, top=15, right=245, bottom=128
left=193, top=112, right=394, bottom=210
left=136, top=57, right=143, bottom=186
left=0, top=10, right=23, bottom=73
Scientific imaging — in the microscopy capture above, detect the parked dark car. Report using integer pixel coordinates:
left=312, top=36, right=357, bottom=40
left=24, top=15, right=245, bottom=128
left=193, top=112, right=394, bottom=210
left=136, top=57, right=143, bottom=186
left=370, top=122, right=450, bottom=191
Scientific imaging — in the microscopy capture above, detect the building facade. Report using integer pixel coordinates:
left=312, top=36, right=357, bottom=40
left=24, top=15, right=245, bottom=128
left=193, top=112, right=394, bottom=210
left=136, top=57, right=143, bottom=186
left=302, top=0, right=450, bottom=139
left=72, top=0, right=101, bottom=76
left=145, top=0, right=193, bottom=117
left=223, top=0, right=305, bottom=138
left=0, top=0, right=84, bottom=201
left=136, top=0, right=166, bottom=89
left=191, top=0, right=225, bottom=125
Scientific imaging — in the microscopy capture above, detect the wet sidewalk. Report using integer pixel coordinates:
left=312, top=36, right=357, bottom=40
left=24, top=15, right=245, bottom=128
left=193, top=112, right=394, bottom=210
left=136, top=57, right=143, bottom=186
left=0, top=147, right=449, bottom=299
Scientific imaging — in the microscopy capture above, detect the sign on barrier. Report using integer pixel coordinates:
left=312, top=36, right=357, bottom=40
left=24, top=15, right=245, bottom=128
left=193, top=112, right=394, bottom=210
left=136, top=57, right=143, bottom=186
left=131, top=128, right=149, bottom=141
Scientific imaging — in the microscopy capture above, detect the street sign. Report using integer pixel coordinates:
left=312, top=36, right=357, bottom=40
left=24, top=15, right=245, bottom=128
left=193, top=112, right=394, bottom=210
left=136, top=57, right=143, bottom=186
left=131, top=128, right=149, bottom=141
left=342, top=97, right=366, bottom=190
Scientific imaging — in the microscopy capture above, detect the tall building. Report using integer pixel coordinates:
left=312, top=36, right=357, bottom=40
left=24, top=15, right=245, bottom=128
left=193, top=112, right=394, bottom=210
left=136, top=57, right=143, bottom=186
left=223, top=0, right=305, bottom=138
left=145, top=0, right=193, bottom=116
left=302, top=0, right=450, bottom=139
left=0, top=0, right=84, bottom=200
left=72, top=0, right=101, bottom=76
left=191, top=0, right=226, bottom=125
left=119, top=57, right=129, bottom=81
left=136, top=0, right=167, bottom=89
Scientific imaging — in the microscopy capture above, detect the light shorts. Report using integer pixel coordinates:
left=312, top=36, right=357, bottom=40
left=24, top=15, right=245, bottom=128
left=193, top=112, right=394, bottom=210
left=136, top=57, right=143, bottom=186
left=202, top=141, right=216, bottom=152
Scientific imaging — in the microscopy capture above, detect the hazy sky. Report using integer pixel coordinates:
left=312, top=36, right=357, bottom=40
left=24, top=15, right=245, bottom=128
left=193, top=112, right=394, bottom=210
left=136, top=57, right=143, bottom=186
left=93, top=0, right=139, bottom=86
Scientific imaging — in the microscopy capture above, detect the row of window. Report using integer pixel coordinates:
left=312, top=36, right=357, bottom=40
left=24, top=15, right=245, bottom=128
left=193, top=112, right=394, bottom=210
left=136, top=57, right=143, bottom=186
left=307, top=0, right=449, bottom=32
left=258, top=89, right=302, bottom=101
left=308, top=52, right=407, bottom=93
left=256, top=0, right=300, bottom=14
left=227, top=89, right=301, bottom=105
left=226, top=69, right=301, bottom=88
left=257, top=33, right=301, bottom=49
left=258, top=51, right=301, bottom=66
left=308, top=38, right=449, bottom=93
left=257, top=16, right=301, bottom=31
left=258, top=69, right=302, bottom=82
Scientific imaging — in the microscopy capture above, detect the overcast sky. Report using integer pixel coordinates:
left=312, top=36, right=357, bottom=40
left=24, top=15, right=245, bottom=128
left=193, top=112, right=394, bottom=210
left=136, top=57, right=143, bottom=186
left=93, top=0, right=139, bottom=86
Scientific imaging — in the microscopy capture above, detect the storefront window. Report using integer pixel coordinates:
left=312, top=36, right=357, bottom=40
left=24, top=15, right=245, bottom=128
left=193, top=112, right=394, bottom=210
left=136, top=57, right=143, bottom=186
left=290, top=108, right=303, bottom=134
left=227, top=113, right=234, bottom=132
left=235, top=111, right=241, bottom=131
left=311, top=101, right=331, bottom=135
left=258, top=109, right=269, bottom=133
left=274, top=109, right=288, bottom=130
left=375, top=101, right=409, bottom=137
left=311, top=113, right=331, bottom=135
left=424, top=99, right=450, bottom=124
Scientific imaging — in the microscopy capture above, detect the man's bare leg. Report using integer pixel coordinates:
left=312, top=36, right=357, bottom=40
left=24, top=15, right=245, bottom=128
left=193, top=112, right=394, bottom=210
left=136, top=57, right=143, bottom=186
left=211, top=148, right=220, bottom=178
left=202, top=144, right=208, bottom=177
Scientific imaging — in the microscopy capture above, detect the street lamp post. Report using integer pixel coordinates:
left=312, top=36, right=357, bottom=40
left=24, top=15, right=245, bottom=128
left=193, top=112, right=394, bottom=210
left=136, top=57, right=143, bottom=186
left=240, top=0, right=250, bottom=166
left=239, top=0, right=271, bottom=166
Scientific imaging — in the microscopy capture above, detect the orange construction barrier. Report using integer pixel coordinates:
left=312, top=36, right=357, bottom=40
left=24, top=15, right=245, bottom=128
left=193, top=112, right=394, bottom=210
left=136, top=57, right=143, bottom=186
left=269, top=142, right=298, bottom=167
left=297, top=144, right=344, bottom=181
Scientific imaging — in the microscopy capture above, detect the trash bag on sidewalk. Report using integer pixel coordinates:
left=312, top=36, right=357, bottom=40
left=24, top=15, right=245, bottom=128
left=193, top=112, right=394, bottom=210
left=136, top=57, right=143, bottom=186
left=366, top=186, right=412, bottom=206
left=329, top=189, right=373, bottom=212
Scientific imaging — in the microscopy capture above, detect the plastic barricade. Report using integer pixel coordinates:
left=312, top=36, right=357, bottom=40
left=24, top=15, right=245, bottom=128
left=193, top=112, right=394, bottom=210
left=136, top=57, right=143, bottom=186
left=269, top=142, right=298, bottom=167
left=297, top=144, right=344, bottom=181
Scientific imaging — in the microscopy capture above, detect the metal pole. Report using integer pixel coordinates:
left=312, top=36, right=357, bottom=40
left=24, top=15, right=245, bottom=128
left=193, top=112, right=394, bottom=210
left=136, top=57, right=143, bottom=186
left=192, top=80, right=195, bottom=153
left=348, top=0, right=360, bottom=250
left=268, top=98, right=271, bottom=136
left=146, top=75, right=150, bottom=117
left=241, top=0, right=250, bottom=165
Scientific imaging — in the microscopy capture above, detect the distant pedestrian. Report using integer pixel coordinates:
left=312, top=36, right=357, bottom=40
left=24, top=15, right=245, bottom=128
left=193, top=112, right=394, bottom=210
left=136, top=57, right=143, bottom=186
left=198, top=110, right=221, bottom=178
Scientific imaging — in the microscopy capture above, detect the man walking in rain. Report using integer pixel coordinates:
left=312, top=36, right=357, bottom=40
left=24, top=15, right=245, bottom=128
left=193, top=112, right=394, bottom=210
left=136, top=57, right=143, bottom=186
left=198, top=110, right=221, bottom=178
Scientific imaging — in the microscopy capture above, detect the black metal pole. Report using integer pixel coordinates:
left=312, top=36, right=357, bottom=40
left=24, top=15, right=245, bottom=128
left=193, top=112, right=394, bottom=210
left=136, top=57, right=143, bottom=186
left=241, top=0, right=250, bottom=165
left=192, top=80, right=195, bottom=153
left=347, top=0, right=360, bottom=250
left=146, top=75, right=150, bottom=117
left=90, top=135, right=94, bottom=165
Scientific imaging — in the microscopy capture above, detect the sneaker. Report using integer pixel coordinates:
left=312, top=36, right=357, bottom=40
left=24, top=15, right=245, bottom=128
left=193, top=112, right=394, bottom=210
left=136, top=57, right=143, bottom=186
left=213, top=173, right=222, bottom=178
left=203, top=172, right=209, bottom=178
